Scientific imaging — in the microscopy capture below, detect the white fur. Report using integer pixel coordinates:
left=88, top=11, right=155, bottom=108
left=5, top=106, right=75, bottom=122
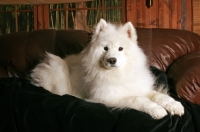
left=30, top=19, right=184, bottom=119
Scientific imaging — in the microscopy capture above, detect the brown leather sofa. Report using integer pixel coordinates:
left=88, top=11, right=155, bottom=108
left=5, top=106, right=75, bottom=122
left=0, top=28, right=200, bottom=105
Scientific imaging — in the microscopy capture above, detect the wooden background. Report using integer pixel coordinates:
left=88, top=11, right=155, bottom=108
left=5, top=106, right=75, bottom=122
left=33, top=0, right=200, bottom=35
left=193, top=0, right=200, bottom=35
left=126, top=0, right=197, bottom=33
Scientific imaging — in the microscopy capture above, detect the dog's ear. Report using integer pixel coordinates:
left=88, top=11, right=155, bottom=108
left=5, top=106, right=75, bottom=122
left=123, top=22, right=137, bottom=42
left=94, top=19, right=107, bottom=35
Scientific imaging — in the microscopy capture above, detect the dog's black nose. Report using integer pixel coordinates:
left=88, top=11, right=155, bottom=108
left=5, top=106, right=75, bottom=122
left=108, top=58, right=117, bottom=64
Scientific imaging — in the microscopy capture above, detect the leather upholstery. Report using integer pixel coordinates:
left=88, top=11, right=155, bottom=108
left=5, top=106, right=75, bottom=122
left=0, top=29, right=90, bottom=77
left=167, top=52, right=200, bottom=104
left=137, top=28, right=200, bottom=71
left=0, top=28, right=200, bottom=105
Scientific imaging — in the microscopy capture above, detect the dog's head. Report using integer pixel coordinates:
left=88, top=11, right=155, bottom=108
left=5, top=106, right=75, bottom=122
left=83, top=19, right=138, bottom=70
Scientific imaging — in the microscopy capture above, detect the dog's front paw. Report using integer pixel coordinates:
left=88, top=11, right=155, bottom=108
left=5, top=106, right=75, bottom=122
left=148, top=106, right=167, bottom=119
left=164, top=101, right=184, bottom=116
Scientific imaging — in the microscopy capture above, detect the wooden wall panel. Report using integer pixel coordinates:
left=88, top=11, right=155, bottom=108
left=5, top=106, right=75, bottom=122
left=34, top=5, right=49, bottom=30
left=159, top=0, right=170, bottom=28
left=144, top=0, right=150, bottom=28
left=171, top=0, right=178, bottom=29
left=182, top=0, right=192, bottom=31
left=149, top=0, right=158, bottom=28
left=193, top=0, right=200, bottom=35
left=126, top=0, right=137, bottom=26
left=43, top=5, right=49, bottom=29
left=34, top=5, right=38, bottom=30
left=37, top=5, right=44, bottom=29
left=137, top=0, right=145, bottom=27
left=126, top=0, right=192, bottom=31
left=176, top=0, right=182, bottom=29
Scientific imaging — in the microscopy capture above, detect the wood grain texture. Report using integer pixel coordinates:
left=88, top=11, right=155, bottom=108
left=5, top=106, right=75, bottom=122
left=159, top=0, right=170, bottom=28
left=34, top=5, right=38, bottom=30
left=149, top=0, right=158, bottom=28
left=43, top=5, right=49, bottom=29
left=37, top=5, right=44, bottom=30
left=126, top=0, right=137, bottom=26
left=193, top=0, right=200, bottom=35
left=137, top=0, right=145, bottom=27
left=0, top=0, right=92, bottom=4
left=171, top=0, right=178, bottom=29
left=182, top=0, right=192, bottom=31
left=126, top=0, right=192, bottom=31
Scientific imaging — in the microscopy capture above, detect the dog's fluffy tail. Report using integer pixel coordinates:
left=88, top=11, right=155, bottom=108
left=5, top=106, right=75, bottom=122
left=30, top=52, right=71, bottom=95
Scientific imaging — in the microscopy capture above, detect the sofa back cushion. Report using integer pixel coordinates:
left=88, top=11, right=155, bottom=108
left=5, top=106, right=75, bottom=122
left=0, top=29, right=90, bottom=77
left=137, top=28, right=200, bottom=72
left=1, top=28, right=200, bottom=77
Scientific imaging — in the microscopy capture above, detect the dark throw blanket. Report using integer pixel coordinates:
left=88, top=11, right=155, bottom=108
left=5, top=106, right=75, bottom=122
left=0, top=67, right=200, bottom=132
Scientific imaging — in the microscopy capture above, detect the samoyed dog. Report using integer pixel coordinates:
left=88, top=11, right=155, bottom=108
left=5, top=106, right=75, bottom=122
left=30, top=19, right=184, bottom=119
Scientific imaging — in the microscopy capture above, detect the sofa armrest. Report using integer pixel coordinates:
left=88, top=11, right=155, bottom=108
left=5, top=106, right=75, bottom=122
left=167, top=52, right=200, bottom=105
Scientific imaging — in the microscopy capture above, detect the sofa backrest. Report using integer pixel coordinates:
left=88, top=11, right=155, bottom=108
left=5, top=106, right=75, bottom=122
left=0, top=29, right=90, bottom=77
left=0, top=28, right=200, bottom=78
left=137, top=28, right=200, bottom=71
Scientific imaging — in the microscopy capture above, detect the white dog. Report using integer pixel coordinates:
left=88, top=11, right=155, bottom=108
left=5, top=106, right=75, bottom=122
left=30, top=19, right=184, bottom=119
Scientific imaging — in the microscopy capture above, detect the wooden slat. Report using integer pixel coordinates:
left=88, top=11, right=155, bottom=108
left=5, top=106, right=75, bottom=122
left=158, top=0, right=163, bottom=28
left=177, top=0, right=182, bottom=29
left=184, top=0, right=192, bottom=31
left=137, top=0, right=145, bottom=27
left=126, top=0, right=137, bottom=26
left=149, top=0, right=158, bottom=28
left=180, top=0, right=192, bottom=30
left=146, top=0, right=158, bottom=28
left=43, top=5, right=49, bottom=29
left=0, top=0, right=93, bottom=4
left=15, top=5, right=18, bottom=32
left=102, top=0, right=105, bottom=19
left=171, top=0, right=177, bottom=29
left=65, top=3, right=69, bottom=29
left=121, top=0, right=126, bottom=23
left=37, top=5, right=44, bottom=29
left=159, top=0, right=170, bottom=28
left=193, top=0, right=200, bottom=35
left=144, top=0, right=150, bottom=28
left=34, top=5, right=38, bottom=30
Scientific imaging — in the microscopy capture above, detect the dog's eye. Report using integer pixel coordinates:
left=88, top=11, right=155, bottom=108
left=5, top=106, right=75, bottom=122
left=104, top=46, right=108, bottom=51
left=119, top=47, right=123, bottom=51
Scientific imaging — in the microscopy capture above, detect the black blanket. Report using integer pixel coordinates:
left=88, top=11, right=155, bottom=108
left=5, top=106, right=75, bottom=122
left=0, top=67, right=200, bottom=132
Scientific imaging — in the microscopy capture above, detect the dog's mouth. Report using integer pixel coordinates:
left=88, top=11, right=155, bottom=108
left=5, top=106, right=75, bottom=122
left=100, top=62, right=118, bottom=69
left=110, top=64, right=117, bottom=67
left=105, top=65, right=118, bottom=69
